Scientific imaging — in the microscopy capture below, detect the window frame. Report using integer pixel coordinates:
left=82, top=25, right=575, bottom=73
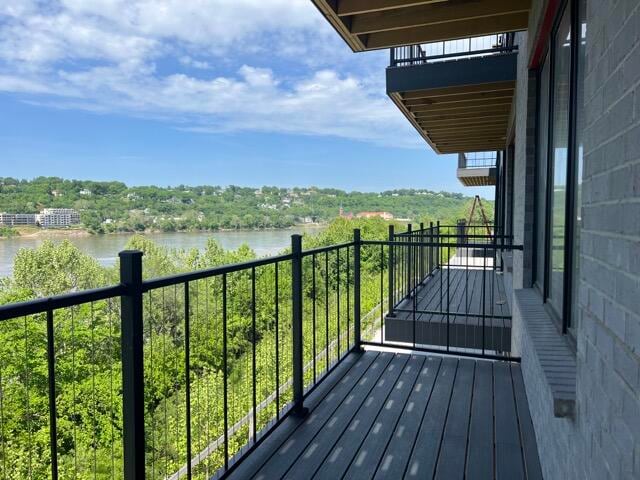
left=534, top=0, right=583, bottom=338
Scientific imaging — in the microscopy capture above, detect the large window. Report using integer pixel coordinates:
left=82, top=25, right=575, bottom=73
left=535, top=0, right=586, bottom=335
left=570, top=0, right=587, bottom=333
left=535, top=55, right=550, bottom=292
left=548, top=5, right=572, bottom=317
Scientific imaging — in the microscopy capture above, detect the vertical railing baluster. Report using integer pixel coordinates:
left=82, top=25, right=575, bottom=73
left=274, top=264, right=280, bottom=418
left=312, top=254, right=317, bottom=383
left=251, top=267, right=257, bottom=441
left=291, top=235, right=306, bottom=416
left=46, top=308, right=58, bottom=480
left=222, top=273, right=229, bottom=469
left=387, top=225, right=395, bottom=317
left=119, top=250, right=145, bottom=480
left=325, top=252, right=329, bottom=370
left=336, top=248, right=341, bottom=358
left=410, top=232, right=416, bottom=349
left=353, top=229, right=361, bottom=350
left=347, top=246, right=350, bottom=349
left=184, top=282, right=192, bottom=479
left=419, top=222, right=425, bottom=283
left=482, top=250, right=487, bottom=356
left=437, top=221, right=441, bottom=268
left=380, top=244, right=384, bottom=342
left=446, top=245, right=451, bottom=352
left=429, top=222, right=434, bottom=276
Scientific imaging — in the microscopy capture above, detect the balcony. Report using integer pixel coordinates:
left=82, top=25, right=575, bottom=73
left=310, top=0, right=530, bottom=52
left=0, top=225, right=535, bottom=480
left=457, top=152, right=498, bottom=186
left=386, top=35, right=517, bottom=154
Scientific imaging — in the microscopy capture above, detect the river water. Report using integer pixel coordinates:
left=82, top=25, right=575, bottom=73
left=0, top=226, right=324, bottom=278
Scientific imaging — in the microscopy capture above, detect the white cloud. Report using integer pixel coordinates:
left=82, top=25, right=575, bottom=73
left=0, top=0, right=420, bottom=147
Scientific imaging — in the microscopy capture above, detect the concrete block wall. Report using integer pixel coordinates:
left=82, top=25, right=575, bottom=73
left=510, top=0, right=640, bottom=478
left=579, top=0, right=640, bottom=477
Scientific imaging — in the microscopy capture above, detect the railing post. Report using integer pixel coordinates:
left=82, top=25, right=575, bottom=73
left=387, top=225, right=395, bottom=317
left=291, top=235, right=308, bottom=416
left=429, top=221, right=434, bottom=275
left=119, top=250, right=145, bottom=480
left=407, top=223, right=412, bottom=296
left=419, top=222, right=425, bottom=283
left=353, top=229, right=362, bottom=350
left=436, top=220, right=441, bottom=268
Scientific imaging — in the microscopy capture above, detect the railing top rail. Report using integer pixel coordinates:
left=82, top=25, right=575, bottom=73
left=142, top=251, right=294, bottom=291
left=362, top=239, right=523, bottom=250
left=0, top=284, right=126, bottom=321
left=300, top=241, right=354, bottom=257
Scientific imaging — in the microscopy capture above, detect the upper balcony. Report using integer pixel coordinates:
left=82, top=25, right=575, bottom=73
left=386, top=34, right=518, bottom=154
left=457, top=151, right=498, bottom=186
left=310, top=0, right=530, bottom=52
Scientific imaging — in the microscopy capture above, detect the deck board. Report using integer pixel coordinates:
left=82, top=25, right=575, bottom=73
left=372, top=356, right=444, bottom=480
left=465, top=360, right=494, bottom=480
left=404, top=357, right=458, bottom=478
left=343, top=355, right=428, bottom=480
left=494, top=361, right=525, bottom=480
left=284, top=355, right=407, bottom=479
left=225, top=351, right=540, bottom=480
left=252, top=351, right=389, bottom=480
left=386, top=267, right=512, bottom=352
left=434, top=359, right=476, bottom=480
left=311, top=355, right=420, bottom=478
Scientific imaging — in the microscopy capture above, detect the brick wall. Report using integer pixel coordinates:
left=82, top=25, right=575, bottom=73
left=511, top=0, right=640, bottom=478
left=579, top=0, right=640, bottom=476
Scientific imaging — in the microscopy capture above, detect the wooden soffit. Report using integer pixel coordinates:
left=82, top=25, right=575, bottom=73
left=311, top=0, right=531, bottom=51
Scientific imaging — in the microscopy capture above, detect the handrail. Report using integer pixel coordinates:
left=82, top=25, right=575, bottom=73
left=0, top=284, right=126, bottom=320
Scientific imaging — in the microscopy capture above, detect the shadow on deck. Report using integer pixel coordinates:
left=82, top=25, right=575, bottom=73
left=226, top=350, right=541, bottom=480
left=386, top=265, right=512, bottom=353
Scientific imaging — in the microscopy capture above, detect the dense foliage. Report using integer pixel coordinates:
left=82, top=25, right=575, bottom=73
left=0, top=177, right=492, bottom=233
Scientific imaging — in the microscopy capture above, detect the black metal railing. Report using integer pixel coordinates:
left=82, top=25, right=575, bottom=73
left=0, top=225, right=519, bottom=479
left=357, top=222, right=518, bottom=359
left=390, top=32, right=516, bottom=67
left=459, top=152, right=498, bottom=169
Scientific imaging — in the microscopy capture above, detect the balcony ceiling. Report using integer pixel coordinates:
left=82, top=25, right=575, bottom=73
left=310, top=0, right=531, bottom=51
left=387, top=53, right=517, bottom=154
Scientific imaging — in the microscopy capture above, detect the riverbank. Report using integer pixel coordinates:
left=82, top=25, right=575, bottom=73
left=1, top=223, right=327, bottom=240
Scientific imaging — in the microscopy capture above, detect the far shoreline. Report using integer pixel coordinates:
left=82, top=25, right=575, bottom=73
left=1, top=223, right=327, bottom=240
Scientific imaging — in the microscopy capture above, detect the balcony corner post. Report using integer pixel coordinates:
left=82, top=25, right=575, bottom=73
left=436, top=221, right=441, bottom=269
left=119, top=250, right=145, bottom=480
left=291, top=235, right=308, bottom=417
left=419, top=222, right=425, bottom=284
left=407, top=223, right=413, bottom=297
left=429, top=221, right=434, bottom=276
left=353, top=229, right=362, bottom=351
left=387, top=225, right=396, bottom=318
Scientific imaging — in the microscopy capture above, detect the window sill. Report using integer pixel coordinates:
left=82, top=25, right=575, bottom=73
left=514, top=288, right=576, bottom=418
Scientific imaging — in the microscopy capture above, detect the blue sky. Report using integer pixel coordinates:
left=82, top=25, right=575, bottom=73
left=0, top=1, right=491, bottom=196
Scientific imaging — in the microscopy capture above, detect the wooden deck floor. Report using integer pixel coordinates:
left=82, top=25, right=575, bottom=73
left=386, top=267, right=512, bottom=352
left=226, top=350, right=542, bottom=480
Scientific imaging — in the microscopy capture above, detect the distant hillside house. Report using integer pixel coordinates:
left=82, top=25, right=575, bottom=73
left=79, top=189, right=92, bottom=196
left=356, top=211, right=394, bottom=220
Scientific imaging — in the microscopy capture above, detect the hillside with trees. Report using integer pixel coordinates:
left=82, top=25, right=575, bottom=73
left=0, top=177, right=493, bottom=233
